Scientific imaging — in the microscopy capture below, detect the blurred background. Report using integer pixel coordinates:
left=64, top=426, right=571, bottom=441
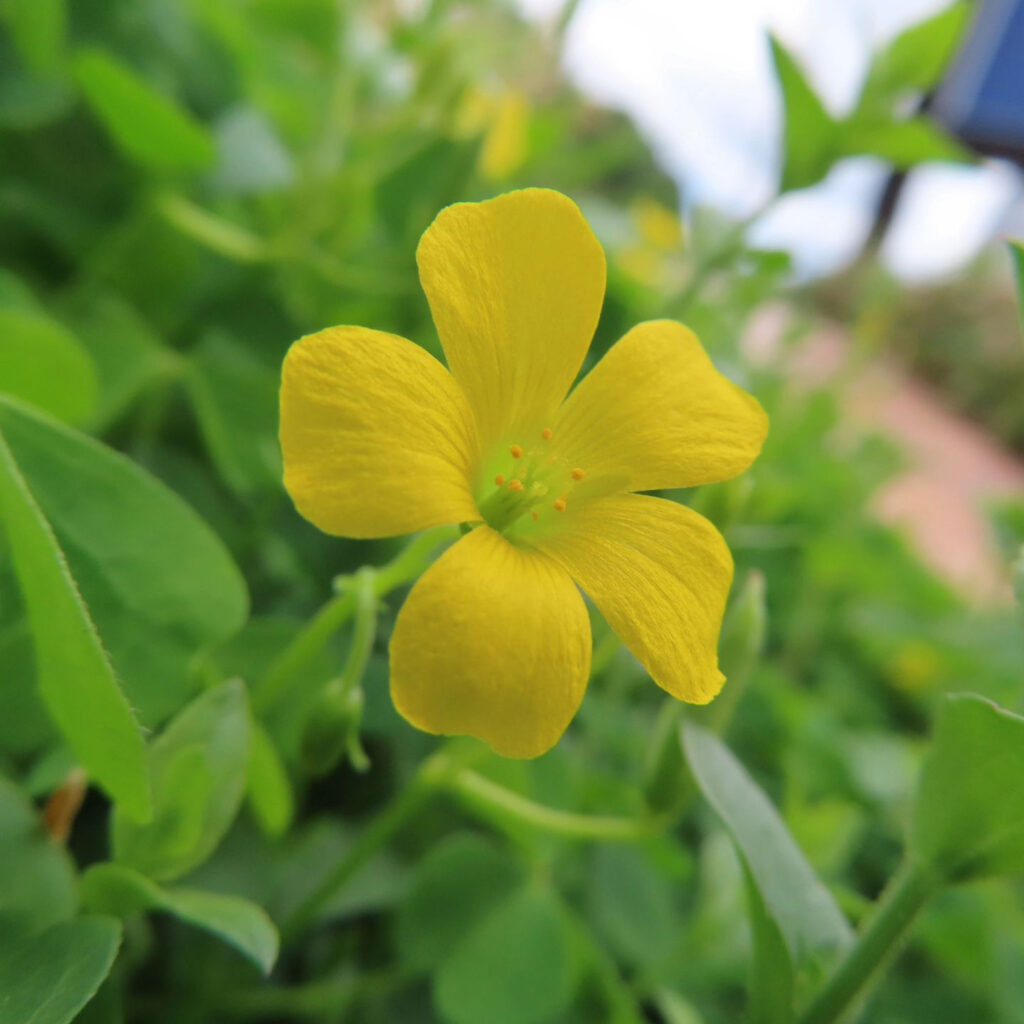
left=1, top=0, right=1023, bottom=1022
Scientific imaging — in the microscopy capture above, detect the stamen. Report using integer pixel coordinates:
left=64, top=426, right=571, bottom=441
left=510, top=444, right=524, bottom=459
left=553, top=497, right=566, bottom=512
left=494, top=474, right=506, bottom=486
left=571, top=468, right=586, bottom=481
left=531, top=511, right=540, bottom=521
left=541, top=428, right=553, bottom=441
left=508, top=479, right=524, bottom=492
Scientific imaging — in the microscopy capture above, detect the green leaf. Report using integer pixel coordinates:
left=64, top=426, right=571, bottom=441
left=0, top=916, right=121, bottom=1024
left=768, top=35, right=836, bottom=192
left=113, top=680, right=250, bottom=881
left=0, top=308, right=98, bottom=424
left=246, top=718, right=294, bottom=838
left=73, top=48, right=215, bottom=172
left=397, top=832, right=525, bottom=971
left=0, top=397, right=249, bottom=724
left=838, top=116, right=970, bottom=168
left=435, top=886, right=578, bottom=1024
left=1010, top=240, right=1024, bottom=338
left=911, top=694, right=1024, bottom=881
left=858, top=2, right=969, bottom=114
left=80, top=862, right=278, bottom=974
left=743, top=861, right=795, bottom=1024
left=681, top=721, right=852, bottom=972
left=589, top=845, right=679, bottom=967
left=0, top=426, right=150, bottom=820
left=185, top=332, right=281, bottom=495
left=0, top=774, right=77, bottom=928
left=1, top=0, right=66, bottom=74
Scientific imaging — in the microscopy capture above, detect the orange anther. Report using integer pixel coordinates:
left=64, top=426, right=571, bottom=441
left=553, top=498, right=566, bottom=512
left=531, top=511, right=540, bottom=521
left=494, top=474, right=506, bottom=486
left=509, top=479, right=524, bottom=492
left=510, top=444, right=524, bottom=459
left=571, top=468, right=585, bottom=481
left=541, top=428, right=553, bottom=441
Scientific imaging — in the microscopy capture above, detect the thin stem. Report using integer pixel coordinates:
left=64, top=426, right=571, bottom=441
left=450, top=770, right=659, bottom=842
left=281, top=740, right=475, bottom=940
left=799, top=860, right=939, bottom=1024
left=254, top=526, right=457, bottom=714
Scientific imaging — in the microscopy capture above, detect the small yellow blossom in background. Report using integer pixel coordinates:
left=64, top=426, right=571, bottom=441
left=453, top=87, right=529, bottom=181
left=618, top=196, right=686, bottom=287
left=280, top=189, right=768, bottom=758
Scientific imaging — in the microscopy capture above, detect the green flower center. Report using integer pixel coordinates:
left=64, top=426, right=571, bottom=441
left=475, top=427, right=586, bottom=541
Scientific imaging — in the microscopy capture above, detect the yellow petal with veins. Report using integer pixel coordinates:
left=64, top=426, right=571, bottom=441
left=553, top=320, right=768, bottom=496
left=280, top=326, right=479, bottom=539
left=538, top=494, right=733, bottom=704
left=417, top=189, right=606, bottom=451
left=390, top=526, right=591, bottom=757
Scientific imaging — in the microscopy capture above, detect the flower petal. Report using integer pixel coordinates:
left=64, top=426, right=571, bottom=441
left=552, top=320, right=768, bottom=495
left=417, top=189, right=606, bottom=449
left=280, top=326, right=479, bottom=539
left=390, top=526, right=591, bottom=757
left=538, top=494, right=733, bottom=703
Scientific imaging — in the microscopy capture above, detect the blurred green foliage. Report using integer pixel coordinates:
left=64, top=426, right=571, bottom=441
left=1, top=2, right=1023, bottom=1023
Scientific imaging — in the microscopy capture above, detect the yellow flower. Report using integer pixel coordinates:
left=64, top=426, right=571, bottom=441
left=280, top=189, right=768, bottom=758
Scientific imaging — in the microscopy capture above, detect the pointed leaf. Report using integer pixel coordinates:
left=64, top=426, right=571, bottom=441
left=839, top=116, right=970, bottom=168
left=113, top=680, right=250, bottom=881
left=743, top=861, right=795, bottom=1024
left=73, top=48, right=214, bottom=171
left=769, top=35, right=836, bottom=192
left=0, top=428, right=149, bottom=820
left=81, top=862, right=278, bottom=974
left=682, top=721, right=852, bottom=972
left=246, top=718, right=294, bottom=838
left=0, top=916, right=121, bottom=1024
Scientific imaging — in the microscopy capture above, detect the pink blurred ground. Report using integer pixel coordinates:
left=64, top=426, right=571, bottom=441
left=746, top=308, right=1024, bottom=606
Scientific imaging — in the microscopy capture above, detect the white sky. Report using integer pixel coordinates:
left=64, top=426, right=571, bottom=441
left=516, top=0, right=1024, bottom=280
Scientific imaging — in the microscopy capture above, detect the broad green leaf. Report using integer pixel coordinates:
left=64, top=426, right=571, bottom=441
left=838, top=116, right=970, bottom=168
left=435, top=886, right=578, bottom=1024
left=743, top=862, right=795, bottom=1024
left=911, top=694, right=1024, bottom=881
left=0, top=308, right=98, bottom=424
left=397, top=832, right=525, bottom=971
left=0, top=397, right=249, bottom=724
left=769, top=35, right=836, bottom=192
left=0, top=916, right=121, bottom=1024
left=185, top=332, right=281, bottom=495
left=73, top=48, right=215, bottom=172
left=1, top=0, right=66, bottom=74
left=681, top=721, right=852, bottom=972
left=246, top=718, right=294, bottom=838
left=113, top=680, right=250, bottom=881
left=1011, top=240, right=1024, bottom=337
left=80, top=862, right=278, bottom=974
left=0, top=270, right=40, bottom=312
left=858, top=2, right=969, bottom=114
left=0, top=426, right=150, bottom=820
left=0, top=774, right=77, bottom=929
left=0, top=620, right=55, bottom=756
left=589, top=845, right=679, bottom=967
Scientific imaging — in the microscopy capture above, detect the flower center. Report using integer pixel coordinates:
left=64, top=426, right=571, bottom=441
left=475, top=427, right=586, bottom=540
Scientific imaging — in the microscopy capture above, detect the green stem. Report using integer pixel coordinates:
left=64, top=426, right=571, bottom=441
left=450, top=770, right=659, bottom=842
left=799, top=860, right=939, bottom=1024
left=254, top=526, right=457, bottom=714
left=281, top=740, right=475, bottom=940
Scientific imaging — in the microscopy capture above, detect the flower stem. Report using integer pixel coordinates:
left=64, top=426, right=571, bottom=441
left=281, top=742, right=468, bottom=940
left=798, top=859, right=939, bottom=1024
left=254, top=526, right=457, bottom=714
left=450, top=770, right=659, bottom=842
